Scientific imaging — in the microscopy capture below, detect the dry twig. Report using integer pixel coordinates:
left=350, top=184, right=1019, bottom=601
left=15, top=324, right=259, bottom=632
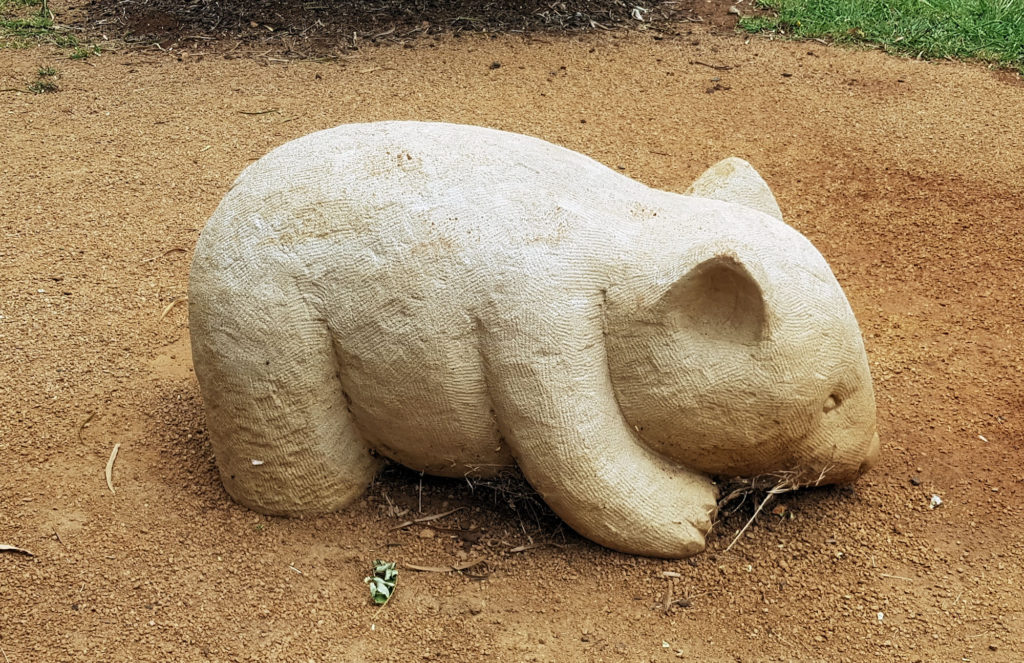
left=880, top=573, right=914, bottom=581
left=0, top=544, right=34, bottom=556
left=141, top=247, right=187, bottom=263
left=405, top=556, right=486, bottom=573
left=77, top=410, right=96, bottom=441
left=389, top=507, right=464, bottom=530
left=690, top=60, right=733, bottom=70
left=159, top=297, right=187, bottom=321
left=718, top=468, right=828, bottom=553
left=105, top=443, right=121, bottom=494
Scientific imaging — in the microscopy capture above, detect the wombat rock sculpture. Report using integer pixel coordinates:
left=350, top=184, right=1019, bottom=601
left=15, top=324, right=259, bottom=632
left=189, top=122, right=880, bottom=558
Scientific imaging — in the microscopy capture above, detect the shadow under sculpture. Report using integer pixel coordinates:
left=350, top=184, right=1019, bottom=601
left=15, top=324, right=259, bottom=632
left=188, top=121, right=881, bottom=559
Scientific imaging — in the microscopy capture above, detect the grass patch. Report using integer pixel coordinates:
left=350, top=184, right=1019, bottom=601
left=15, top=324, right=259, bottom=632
left=1, top=0, right=51, bottom=44
left=28, top=64, right=58, bottom=92
left=70, top=43, right=101, bottom=59
left=740, top=0, right=1024, bottom=72
left=1, top=0, right=102, bottom=56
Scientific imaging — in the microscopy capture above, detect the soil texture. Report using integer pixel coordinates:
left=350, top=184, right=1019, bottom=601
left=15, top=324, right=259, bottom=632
left=2, top=4, right=1024, bottom=662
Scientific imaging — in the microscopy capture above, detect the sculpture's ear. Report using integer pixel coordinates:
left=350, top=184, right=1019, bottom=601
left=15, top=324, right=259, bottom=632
left=685, top=157, right=783, bottom=222
left=662, top=254, right=767, bottom=344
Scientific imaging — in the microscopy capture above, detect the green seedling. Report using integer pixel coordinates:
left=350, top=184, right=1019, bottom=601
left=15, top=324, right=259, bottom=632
left=69, top=44, right=100, bottom=60
left=363, top=559, right=397, bottom=606
left=27, top=65, right=58, bottom=93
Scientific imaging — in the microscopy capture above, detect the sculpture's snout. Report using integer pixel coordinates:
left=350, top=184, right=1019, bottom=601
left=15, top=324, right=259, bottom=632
left=858, top=430, right=881, bottom=476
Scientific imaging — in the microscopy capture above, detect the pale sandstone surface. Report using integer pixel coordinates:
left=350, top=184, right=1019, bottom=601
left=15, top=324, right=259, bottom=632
left=189, top=122, right=879, bottom=557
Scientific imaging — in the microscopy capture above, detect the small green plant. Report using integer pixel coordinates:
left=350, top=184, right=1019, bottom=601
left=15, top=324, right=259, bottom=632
left=28, top=79, right=58, bottom=93
left=740, top=0, right=1024, bottom=73
left=28, top=64, right=58, bottom=93
left=69, top=44, right=100, bottom=59
left=53, top=33, right=78, bottom=48
left=363, top=560, right=397, bottom=606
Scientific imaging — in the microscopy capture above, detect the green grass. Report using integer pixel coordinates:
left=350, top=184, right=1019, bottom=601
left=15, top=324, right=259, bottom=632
left=27, top=65, right=58, bottom=92
left=1, top=0, right=101, bottom=56
left=740, top=0, right=1024, bottom=72
left=69, top=43, right=101, bottom=59
left=1, top=0, right=53, bottom=47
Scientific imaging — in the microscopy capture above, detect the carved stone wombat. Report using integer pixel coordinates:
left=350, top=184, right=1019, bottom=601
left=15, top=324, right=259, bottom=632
left=189, top=122, right=880, bottom=558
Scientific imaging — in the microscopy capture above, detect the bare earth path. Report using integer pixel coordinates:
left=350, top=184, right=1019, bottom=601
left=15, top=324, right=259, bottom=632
left=2, top=16, right=1023, bottom=662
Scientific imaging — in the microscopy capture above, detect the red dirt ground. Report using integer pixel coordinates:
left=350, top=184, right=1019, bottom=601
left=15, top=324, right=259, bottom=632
left=2, top=5, right=1023, bottom=661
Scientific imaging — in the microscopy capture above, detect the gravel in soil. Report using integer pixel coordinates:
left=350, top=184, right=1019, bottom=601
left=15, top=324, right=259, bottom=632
left=2, top=5, right=1024, bottom=662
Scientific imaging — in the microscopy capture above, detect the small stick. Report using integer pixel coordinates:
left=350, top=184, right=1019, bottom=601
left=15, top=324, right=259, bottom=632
left=723, top=477, right=801, bottom=553
left=880, top=573, right=913, bottom=581
left=1, top=644, right=9, bottom=663
left=690, top=60, right=733, bottom=71
left=77, top=410, right=96, bottom=441
left=662, top=577, right=674, bottom=613
left=105, top=443, right=121, bottom=494
left=141, top=247, right=187, bottom=263
left=159, top=297, right=187, bottom=321
left=390, top=507, right=464, bottom=530
left=405, top=556, right=486, bottom=573
left=53, top=528, right=67, bottom=550
left=725, top=491, right=774, bottom=552
left=238, top=108, right=279, bottom=115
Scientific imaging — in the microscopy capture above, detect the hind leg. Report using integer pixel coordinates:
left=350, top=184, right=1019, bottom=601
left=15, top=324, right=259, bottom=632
left=189, top=272, right=381, bottom=515
left=481, top=295, right=718, bottom=558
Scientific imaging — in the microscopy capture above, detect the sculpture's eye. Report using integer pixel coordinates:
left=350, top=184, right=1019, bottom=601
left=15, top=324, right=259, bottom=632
left=823, top=394, right=841, bottom=413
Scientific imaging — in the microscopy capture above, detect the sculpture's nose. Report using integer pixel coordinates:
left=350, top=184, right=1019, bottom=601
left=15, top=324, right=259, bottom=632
left=858, top=430, right=880, bottom=476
